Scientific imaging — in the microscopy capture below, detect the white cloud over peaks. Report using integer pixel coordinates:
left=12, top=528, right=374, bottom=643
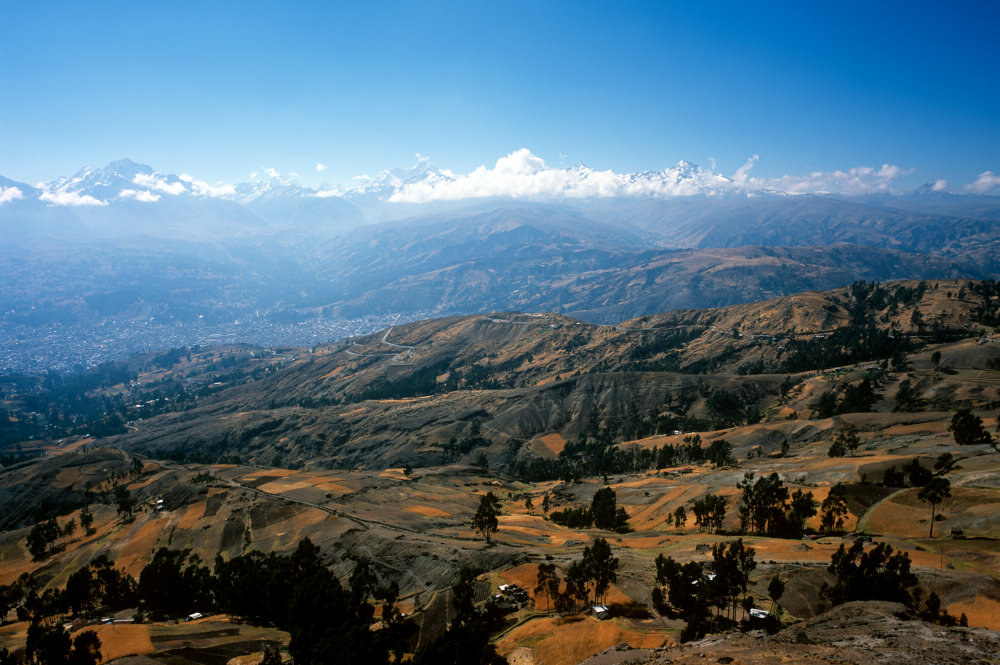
left=932, top=179, right=948, bottom=192
left=385, top=149, right=916, bottom=202
left=120, top=189, right=161, bottom=202
left=39, top=190, right=108, bottom=206
left=388, top=148, right=733, bottom=202
left=265, top=167, right=280, bottom=179
left=133, top=173, right=186, bottom=195
left=0, top=186, right=24, bottom=205
left=316, top=163, right=326, bottom=173
left=732, top=155, right=759, bottom=183
left=179, top=174, right=236, bottom=197
left=965, top=171, right=1000, bottom=194
left=745, top=164, right=912, bottom=196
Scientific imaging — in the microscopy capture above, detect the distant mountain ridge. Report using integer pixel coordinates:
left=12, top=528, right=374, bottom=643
left=6, top=156, right=997, bottom=212
left=2, top=158, right=1000, bottom=371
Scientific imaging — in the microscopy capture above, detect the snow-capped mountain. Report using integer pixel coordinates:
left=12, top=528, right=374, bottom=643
left=16, top=152, right=753, bottom=215
left=16, top=149, right=988, bottom=217
left=4, top=152, right=999, bottom=246
left=45, top=158, right=154, bottom=200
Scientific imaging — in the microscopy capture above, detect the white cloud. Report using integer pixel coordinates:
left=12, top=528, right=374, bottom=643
left=133, top=173, right=186, bottom=195
left=732, top=154, right=759, bottom=183
left=178, top=173, right=235, bottom=197
left=316, top=163, right=327, bottom=173
left=315, top=188, right=343, bottom=198
left=0, top=186, right=23, bottom=205
left=265, top=167, right=280, bottom=179
left=389, top=148, right=734, bottom=202
left=385, top=148, right=917, bottom=202
left=743, top=163, right=912, bottom=196
left=39, top=190, right=108, bottom=206
left=932, top=179, right=948, bottom=192
left=120, top=189, right=161, bottom=202
left=965, top=171, right=1000, bottom=194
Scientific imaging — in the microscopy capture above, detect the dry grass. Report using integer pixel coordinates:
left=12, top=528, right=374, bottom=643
left=239, top=470, right=298, bottom=482
left=177, top=501, right=207, bottom=530
left=376, top=397, right=433, bottom=404
left=256, top=480, right=317, bottom=494
left=947, top=594, right=1000, bottom=631
left=0, top=620, right=28, bottom=649
left=53, top=468, right=81, bottom=489
left=405, top=505, right=451, bottom=518
left=538, top=434, right=566, bottom=456
left=86, top=624, right=154, bottom=662
left=380, top=468, right=411, bottom=481
left=499, top=563, right=543, bottom=608
left=620, top=536, right=671, bottom=550
left=496, top=615, right=670, bottom=665
left=748, top=539, right=840, bottom=563
left=116, top=517, right=168, bottom=576
left=312, top=481, right=354, bottom=494
left=626, top=485, right=688, bottom=531
left=53, top=437, right=95, bottom=454
left=319, top=366, right=345, bottom=380
left=341, top=407, right=367, bottom=417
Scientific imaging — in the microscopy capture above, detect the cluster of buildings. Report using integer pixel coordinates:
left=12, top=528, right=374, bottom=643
left=1, top=311, right=430, bottom=374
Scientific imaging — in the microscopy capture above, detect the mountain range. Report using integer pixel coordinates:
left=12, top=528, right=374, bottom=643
left=2, top=159, right=1000, bottom=372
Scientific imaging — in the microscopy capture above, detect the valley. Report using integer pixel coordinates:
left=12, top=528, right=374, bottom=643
left=4, top=160, right=1000, bottom=373
left=1, top=279, right=999, bottom=664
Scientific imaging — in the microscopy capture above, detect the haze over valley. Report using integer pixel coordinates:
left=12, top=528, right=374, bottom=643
left=3, top=156, right=999, bottom=372
left=2, top=4, right=999, bottom=665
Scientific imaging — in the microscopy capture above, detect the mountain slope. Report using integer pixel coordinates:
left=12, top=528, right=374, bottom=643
left=94, top=280, right=1000, bottom=471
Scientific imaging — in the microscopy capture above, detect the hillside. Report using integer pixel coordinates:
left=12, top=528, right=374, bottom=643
left=76, top=279, right=1000, bottom=472
left=2, top=280, right=999, bottom=665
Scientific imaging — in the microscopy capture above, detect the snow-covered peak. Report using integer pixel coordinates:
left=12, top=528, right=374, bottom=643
left=380, top=150, right=745, bottom=203
left=347, top=155, right=450, bottom=197
left=35, top=160, right=236, bottom=206
left=43, top=159, right=157, bottom=203
left=16, top=150, right=936, bottom=210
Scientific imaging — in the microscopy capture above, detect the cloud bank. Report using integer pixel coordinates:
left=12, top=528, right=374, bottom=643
left=179, top=174, right=236, bottom=197
left=966, top=171, right=1000, bottom=194
left=20, top=152, right=997, bottom=208
left=0, top=186, right=23, bottom=205
left=133, top=173, right=186, bottom=195
left=39, top=190, right=108, bottom=206
left=120, top=188, right=162, bottom=202
left=387, top=149, right=916, bottom=202
left=742, top=164, right=914, bottom=196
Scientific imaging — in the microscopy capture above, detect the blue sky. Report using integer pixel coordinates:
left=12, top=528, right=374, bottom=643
left=2, top=1, right=998, bottom=192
